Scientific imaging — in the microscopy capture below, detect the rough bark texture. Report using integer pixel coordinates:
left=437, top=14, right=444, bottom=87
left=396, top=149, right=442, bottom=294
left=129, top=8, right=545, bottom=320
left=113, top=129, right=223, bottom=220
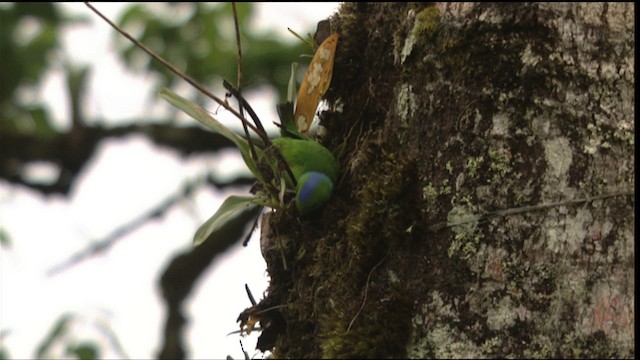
left=255, top=3, right=634, bottom=358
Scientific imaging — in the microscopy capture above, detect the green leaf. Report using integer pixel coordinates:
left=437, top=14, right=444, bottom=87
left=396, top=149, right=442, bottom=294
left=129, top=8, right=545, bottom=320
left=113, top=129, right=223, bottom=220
left=287, top=62, right=298, bottom=103
left=194, top=195, right=262, bottom=246
left=277, top=101, right=300, bottom=138
left=65, top=342, right=99, bottom=360
left=29, top=106, right=56, bottom=137
left=160, top=88, right=265, bottom=182
left=0, top=228, right=11, bottom=249
left=0, top=346, right=10, bottom=360
left=277, top=63, right=308, bottom=139
left=35, top=313, right=73, bottom=359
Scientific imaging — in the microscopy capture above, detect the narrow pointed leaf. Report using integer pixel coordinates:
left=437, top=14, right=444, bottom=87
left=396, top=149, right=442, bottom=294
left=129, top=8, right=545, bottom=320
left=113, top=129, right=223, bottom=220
left=194, top=195, right=262, bottom=247
left=160, top=88, right=263, bottom=180
left=277, top=101, right=306, bottom=139
left=287, top=62, right=298, bottom=103
left=35, top=313, right=74, bottom=359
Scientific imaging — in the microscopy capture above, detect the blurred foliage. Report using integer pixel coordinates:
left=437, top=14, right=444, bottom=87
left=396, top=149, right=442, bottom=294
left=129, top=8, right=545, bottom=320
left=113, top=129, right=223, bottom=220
left=34, top=314, right=74, bottom=359
left=0, top=227, right=10, bottom=249
left=0, top=2, right=312, bottom=137
left=33, top=313, right=127, bottom=360
left=0, top=2, right=85, bottom=136
left=0, top=329, right=10, bottom=360
left=0, top=3, right=61, bottom=104
left=115, top=3, right=309, bottom=102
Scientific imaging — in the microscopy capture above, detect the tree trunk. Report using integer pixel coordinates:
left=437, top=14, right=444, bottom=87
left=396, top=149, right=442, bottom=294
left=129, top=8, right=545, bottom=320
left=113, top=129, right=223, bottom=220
left=255, top=3, right=634, bottom=358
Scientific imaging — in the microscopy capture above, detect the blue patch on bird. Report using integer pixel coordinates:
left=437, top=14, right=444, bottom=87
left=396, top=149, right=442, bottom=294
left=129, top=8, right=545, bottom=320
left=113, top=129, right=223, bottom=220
left=298, top=172, right=328, bottom=203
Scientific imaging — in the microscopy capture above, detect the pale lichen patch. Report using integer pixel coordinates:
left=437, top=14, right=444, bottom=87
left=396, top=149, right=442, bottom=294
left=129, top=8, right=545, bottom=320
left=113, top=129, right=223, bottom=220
left=400, top=28, right=417, bottom=64
left=544, top=207, right=592, bottom=255
left=427, top=324, right=483, bottom=359
left=531, top=115, right=551, bottom=140
left=398, top=5, right=441, bottom=64
left=584, top=123, right=604, bottom=155
left=491, top=112, right=510, bottom=137
left=387, top=269, right=400, bottom=284
left=486, top=296, right=517, bottom=331
left=396, top=84, right=416, bottom=127
left=447, top=205, right=481, bottom=258
left=520, top=43, right=541, bottom=68
left=408, top=296, right=482, bottom=358
left=543, top=137, right=573, bottom=194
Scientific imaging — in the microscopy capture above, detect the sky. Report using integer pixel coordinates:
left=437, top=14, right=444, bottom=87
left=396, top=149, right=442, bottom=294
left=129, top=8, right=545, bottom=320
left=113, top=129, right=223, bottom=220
left=0, top=3, right=339, bottom=359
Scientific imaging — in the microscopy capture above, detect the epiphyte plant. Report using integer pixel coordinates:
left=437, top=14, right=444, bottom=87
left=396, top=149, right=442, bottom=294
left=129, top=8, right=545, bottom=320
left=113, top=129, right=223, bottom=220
left=85, top=3, right=339, bottom=247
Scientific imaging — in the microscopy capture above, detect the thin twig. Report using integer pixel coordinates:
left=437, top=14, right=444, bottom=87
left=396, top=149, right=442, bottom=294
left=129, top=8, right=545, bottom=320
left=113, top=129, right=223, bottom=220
left=230, top=2, right=257, bottom=163
left=347, top=252, right=389, bottom=332
left=245, top=283, right=257, bottom=306
left=47, top=178, right=205, bottom=276
left=222, top=79, right=269, bottom=137
left=427, top=190, right=634, bottom=232
left=232, top=3, right=243, bottom=92
left=222, top=80, right=297, bottom=187
left=242, top=211, right=262, bottom=246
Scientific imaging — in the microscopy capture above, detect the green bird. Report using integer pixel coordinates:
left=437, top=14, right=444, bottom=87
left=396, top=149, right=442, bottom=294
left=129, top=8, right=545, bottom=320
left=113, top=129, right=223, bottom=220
left=273, top=100, right=338, bottom=214
left=161, top=89, right=338, bottom=216
left=271, top=137, right=338, bottom=214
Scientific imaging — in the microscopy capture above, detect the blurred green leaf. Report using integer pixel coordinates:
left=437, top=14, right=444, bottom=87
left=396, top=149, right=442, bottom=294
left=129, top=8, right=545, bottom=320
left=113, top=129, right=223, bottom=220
left=0, top=228, right=11, bottom=249
left=0, top=3, right=59, bottom=99
left=35, top=313, right=73, bottom=359
left=193, top=195, right=261, bottom=247
left=115, top=3, right=310, bottom=101
left=0, top=347, right=10, bottom=360
left=160, top=87, right=265, bottom=181
left=29, top=106, right=57, bottom=137
left=93, top=319, right=129, bottom=359
left=0, top=3, right=86, bottom=137
left=65, top=342, right=100, bottom=360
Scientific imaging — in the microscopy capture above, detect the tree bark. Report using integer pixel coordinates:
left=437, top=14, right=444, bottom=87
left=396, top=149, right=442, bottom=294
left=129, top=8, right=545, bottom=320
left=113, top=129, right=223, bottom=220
left=255, top=3, right=634, bottom=358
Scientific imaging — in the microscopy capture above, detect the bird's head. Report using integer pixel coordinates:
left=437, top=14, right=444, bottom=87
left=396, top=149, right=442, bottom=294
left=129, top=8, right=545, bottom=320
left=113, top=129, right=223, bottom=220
left=295, top=171, right=334, bottom=215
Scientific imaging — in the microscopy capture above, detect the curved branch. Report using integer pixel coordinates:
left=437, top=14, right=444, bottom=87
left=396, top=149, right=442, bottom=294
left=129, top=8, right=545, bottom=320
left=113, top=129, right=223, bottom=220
left=0, top=122, right=255, bottom=196
left=45, top=175, right=255, bottom=276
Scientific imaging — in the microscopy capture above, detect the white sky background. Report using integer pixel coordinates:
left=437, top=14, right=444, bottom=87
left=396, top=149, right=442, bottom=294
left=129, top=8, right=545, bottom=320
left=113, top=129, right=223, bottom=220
left=0, top=3, right=339, bottom=359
